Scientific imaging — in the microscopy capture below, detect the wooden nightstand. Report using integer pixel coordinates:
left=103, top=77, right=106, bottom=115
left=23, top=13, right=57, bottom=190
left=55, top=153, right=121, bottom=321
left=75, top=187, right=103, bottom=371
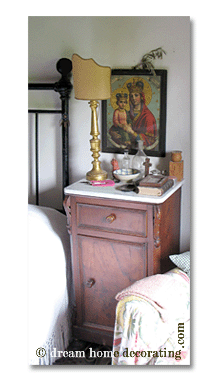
left=64, top=180, right=183, bottom=346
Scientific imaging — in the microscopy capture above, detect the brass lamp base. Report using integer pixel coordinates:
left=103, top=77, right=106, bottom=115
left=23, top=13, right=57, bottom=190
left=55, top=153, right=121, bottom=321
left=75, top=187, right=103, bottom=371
left=86, top=168, right=108, bottom=181
left=86, top=100, right=108, bottom=181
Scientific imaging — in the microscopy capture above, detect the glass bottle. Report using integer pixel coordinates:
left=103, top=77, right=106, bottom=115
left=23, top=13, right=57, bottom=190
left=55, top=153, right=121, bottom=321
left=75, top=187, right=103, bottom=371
left=122, top=149, right=130, bottom=169
left=132, top=140, right=147, bottom=178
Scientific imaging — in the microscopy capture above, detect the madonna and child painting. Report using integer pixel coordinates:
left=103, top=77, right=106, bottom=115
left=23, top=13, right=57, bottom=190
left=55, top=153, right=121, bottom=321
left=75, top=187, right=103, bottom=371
left=102, top=70, right=167, bottom=157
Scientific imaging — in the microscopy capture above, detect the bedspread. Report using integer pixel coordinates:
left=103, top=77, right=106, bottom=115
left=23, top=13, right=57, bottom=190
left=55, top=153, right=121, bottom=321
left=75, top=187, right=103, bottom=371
left=112, top=268, right=190, bottom=365
left=28, top=205, right=73, bottom=365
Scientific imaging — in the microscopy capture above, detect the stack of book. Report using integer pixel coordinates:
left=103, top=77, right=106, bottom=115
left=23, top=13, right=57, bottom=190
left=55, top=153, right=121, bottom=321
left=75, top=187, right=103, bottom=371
left=138, top=175, right=175, bottom=196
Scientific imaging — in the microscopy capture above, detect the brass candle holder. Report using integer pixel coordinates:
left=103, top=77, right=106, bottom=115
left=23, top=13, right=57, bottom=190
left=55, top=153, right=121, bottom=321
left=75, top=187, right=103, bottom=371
left=86, top=100, right=107, bottom=181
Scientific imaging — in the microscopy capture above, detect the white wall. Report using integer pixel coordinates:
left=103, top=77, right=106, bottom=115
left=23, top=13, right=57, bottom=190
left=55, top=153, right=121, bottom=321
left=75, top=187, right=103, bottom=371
left=28, top=16, right=190, bottom=252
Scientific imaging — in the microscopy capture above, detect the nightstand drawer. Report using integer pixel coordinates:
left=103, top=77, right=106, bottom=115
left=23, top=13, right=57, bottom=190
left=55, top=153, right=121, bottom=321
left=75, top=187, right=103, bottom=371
left=77, top=203, right=147, bottom=237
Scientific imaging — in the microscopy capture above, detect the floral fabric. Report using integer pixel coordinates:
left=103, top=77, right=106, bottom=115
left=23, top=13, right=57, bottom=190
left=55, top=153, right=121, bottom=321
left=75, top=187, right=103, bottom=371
left=112, top=268, right=190, bottom=365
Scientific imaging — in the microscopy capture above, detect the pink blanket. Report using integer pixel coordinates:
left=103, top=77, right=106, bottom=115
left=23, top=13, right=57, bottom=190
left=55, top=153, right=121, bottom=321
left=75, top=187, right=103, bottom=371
left=115, top=268, right=190, bottom=323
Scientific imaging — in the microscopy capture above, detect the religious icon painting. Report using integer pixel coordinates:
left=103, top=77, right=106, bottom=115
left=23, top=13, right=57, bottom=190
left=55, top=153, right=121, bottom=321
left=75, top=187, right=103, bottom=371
left=102, top=69, right=167, bottom=157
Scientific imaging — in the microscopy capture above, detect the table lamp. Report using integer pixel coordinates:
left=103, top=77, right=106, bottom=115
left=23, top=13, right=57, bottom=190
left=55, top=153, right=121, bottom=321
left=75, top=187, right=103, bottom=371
left=72, top=54, right=111, bottom=181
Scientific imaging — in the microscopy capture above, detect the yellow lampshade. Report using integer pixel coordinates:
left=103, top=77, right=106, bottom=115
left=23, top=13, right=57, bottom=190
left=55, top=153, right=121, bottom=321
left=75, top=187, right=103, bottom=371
left=72, top=54, right=111, bottom=100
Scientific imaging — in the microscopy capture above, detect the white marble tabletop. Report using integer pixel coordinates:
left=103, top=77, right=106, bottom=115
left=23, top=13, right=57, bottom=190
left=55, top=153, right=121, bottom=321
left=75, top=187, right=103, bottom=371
left=64, top=179, right=184, bottom=204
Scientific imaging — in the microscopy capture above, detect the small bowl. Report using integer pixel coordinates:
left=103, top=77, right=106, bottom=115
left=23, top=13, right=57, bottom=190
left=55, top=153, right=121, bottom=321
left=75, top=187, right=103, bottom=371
left=113, top=168, right=140, bottom=182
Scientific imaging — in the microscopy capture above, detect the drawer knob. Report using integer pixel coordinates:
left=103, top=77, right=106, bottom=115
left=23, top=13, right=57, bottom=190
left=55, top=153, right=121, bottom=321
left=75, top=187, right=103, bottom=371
left=86, top=278, right=95, bottom=288
left=106, top=213, right=116, bottom=224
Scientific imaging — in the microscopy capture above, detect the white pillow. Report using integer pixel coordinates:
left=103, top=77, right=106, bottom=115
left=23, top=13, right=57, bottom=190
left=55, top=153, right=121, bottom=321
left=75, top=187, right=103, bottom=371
left=169, top=251, right=190, bottom=277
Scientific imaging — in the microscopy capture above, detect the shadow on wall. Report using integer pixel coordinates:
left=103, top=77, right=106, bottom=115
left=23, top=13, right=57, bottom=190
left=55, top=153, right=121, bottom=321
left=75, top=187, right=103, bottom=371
left=28, top=187, right=64, bottom=211
left=155, top=152, right=172, bottom=176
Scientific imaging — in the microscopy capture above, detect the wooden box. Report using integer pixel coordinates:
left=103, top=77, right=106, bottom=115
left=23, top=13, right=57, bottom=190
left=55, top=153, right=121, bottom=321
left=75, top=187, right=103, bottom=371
left=169, top=160, right=183, bottom=182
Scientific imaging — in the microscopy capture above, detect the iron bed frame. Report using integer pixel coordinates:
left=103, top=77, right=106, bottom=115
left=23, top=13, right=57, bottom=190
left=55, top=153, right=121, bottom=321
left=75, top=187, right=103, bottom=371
left=28, top=58, right=72, bottom=208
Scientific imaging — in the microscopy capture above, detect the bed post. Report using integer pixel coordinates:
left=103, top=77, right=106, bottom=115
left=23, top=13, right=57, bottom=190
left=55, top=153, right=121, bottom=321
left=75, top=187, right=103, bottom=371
left=54, top=58, right=73, bottom=199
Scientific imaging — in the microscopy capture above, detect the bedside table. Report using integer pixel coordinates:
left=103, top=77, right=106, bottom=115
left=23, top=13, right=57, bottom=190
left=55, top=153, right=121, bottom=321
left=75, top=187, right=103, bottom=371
left=63, top=180, right=183, bottom=346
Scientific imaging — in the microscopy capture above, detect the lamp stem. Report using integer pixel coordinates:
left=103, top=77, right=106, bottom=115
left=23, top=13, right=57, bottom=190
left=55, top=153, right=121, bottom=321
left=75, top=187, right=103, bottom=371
left=86, top=100, right=108, bottom=181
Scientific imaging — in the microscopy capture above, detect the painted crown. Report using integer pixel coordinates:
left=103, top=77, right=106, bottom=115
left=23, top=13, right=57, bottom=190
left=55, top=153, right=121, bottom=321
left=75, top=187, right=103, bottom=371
left=127, top=80, right=144, bottom=94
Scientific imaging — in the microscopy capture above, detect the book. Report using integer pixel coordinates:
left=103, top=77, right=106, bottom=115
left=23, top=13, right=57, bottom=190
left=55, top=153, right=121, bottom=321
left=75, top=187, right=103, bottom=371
left=139, top=174, right=169, bottom=187
left=138, top=178, right=174, bottom=196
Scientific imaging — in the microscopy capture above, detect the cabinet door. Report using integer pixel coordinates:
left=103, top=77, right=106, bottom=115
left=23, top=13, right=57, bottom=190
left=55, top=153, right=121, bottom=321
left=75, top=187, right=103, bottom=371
left=76, top=235, right=147, bottom=331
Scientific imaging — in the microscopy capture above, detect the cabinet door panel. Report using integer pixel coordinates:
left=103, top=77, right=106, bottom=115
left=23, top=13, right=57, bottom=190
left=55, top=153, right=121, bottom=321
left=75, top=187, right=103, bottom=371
left=77, top=235, right=147, bottom=329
